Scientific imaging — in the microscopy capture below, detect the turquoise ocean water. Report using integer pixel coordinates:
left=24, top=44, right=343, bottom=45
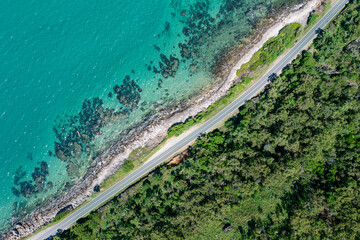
left=0, top=0, right=304, bottom=231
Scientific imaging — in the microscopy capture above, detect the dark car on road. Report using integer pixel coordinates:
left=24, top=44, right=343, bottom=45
left=267, top=73, right=277, bottom=82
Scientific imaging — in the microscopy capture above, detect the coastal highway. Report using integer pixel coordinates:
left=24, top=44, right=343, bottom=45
left=30, top=0, right=349, bottom=239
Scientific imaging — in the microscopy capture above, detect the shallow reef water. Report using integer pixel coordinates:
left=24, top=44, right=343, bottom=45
left=0, top=0, right=304, bottom=230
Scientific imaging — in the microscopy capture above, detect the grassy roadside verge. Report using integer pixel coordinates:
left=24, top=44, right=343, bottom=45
left=25, top=1, right=336, bottom=238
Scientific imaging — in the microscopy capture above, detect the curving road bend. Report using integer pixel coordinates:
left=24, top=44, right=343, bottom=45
left=29, top=0, right=349, bottom=239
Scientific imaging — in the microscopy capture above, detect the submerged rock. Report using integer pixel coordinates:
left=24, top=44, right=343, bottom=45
left=40, top=161, right=48, bottom=175
left=66, top=160, right=80, bottom=177
left=26, top=152, right=33, bottom=161
left=11, top=187, right=20, bottom=197
left=189, top=64, right=198, bottom=73
left=182, top=27, right=191, bottom=36
left=19, top=181, right=36, bottom=198
left=158, top=54, right=180, bottom=78
left=32, top=165, right=47, bottom=192
left=55, top=143, right=70, bottom=162
left=53, top=97, right=113, bottom=166
left=46, top=181, right=53, bottom=189
left=113, top=75, right=142, bottom=110
left=153, top=66, right=159, bottom=73
left=164, top=21, right=170, bottom=32
left=153, top=45, right=160, bottom=51
left=11, top=161, right=50, bottom=198
left=13, top=166, right=26, bottom=185
left=179, top=43, right=191, bottom=59
left=73, top=142, right=82, bottom=159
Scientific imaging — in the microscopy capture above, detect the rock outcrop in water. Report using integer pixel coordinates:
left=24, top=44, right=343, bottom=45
left=11, top=93, right=134, bottom=198
left=158, top=54, right=179, bottom=78
left=46, top=76, right=142, bottom=180
left=113, top=75, right=142, bottom=110
left=13, top=166, right=26, bottom=186
left=11, top=161, right=50, bottom=198
left=53, top=97, right=108, bottom=164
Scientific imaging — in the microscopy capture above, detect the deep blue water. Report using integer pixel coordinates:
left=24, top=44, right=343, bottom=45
left=0, top=0, right=304, bottom=230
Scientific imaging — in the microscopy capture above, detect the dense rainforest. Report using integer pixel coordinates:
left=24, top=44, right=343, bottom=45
left=57, top=1, right=360, bottom=239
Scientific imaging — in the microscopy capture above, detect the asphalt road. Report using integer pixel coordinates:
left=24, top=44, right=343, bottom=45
left=30, top=0, right=349, bottom=239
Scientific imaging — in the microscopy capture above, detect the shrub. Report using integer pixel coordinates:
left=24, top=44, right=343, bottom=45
left=122, top=160, right=134, bottom=173
left=307, top=13, right=319, bottom=26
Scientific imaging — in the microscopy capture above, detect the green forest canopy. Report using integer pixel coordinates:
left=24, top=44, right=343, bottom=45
left=57, top=1, right=360, bottom=239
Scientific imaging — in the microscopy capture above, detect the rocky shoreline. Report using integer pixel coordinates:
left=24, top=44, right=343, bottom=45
left=2, top=0, right=324, bottom=239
